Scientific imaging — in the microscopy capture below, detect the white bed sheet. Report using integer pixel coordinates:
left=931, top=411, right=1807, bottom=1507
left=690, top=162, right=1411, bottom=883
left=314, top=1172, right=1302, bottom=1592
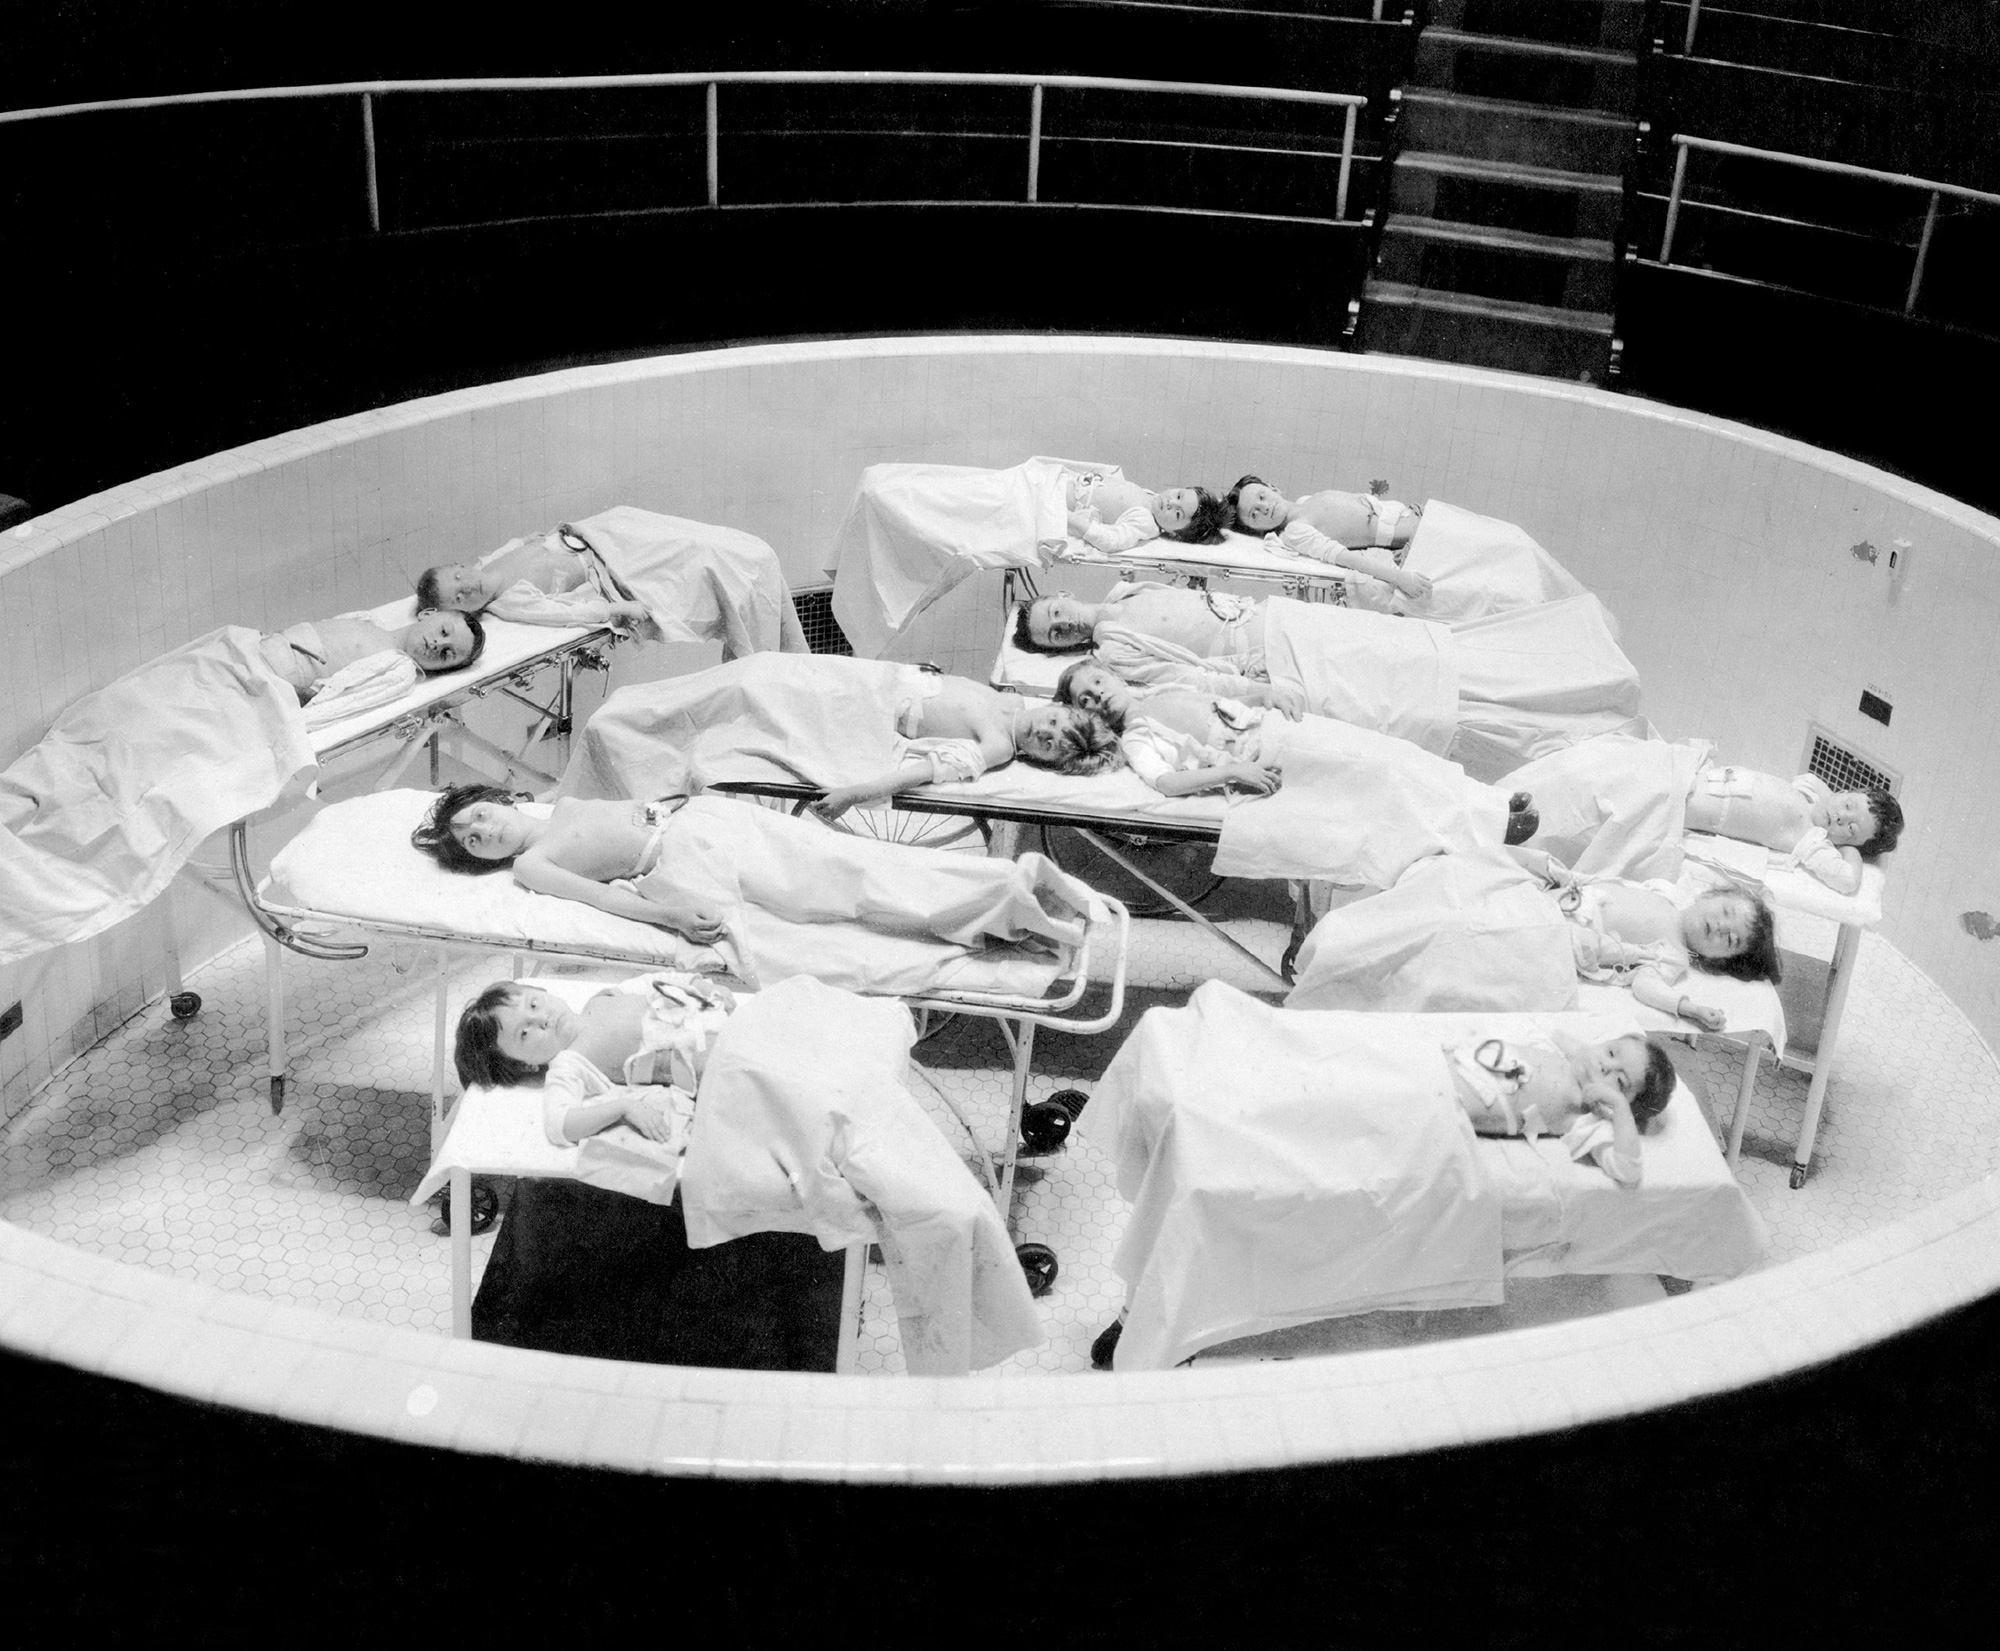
left=1682, top=831, right=1885, bottom=928
left=1083, top=983, right=1767, bottom=1369
left=306, top=596, right=608, bottom=758
left=263, top=788, right=1072, bottom=998
left=1051, top=529, right=1349, bottom=585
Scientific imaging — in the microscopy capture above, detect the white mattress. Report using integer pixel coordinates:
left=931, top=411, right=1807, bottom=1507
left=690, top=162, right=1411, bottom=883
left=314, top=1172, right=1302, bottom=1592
left=307, top=596, right=609, bottom=757
left=1682, top=830, right=1885, bottom=928
left=262, top=788, right=1075, bottom=998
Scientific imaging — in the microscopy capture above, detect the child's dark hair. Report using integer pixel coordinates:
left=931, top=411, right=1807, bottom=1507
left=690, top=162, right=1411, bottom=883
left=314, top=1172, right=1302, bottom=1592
left=415, top=566, right=446, bottom=612
left=1690, top=890, right=1782, bottom=985
left=1159, top=487, right=1230, bottom=546
left=416, top=609, right=486, bottom=675
left=1224, top=474, right=1268, bottom=530
left=411, top=783, right=525, bottom=874
left=1013, top=601, right=1093, bottom=657
left=1857, top=787, right=1903, bottom=859
left=1018, top=707, right=1125, bottom=776
left=1632, top=1038, right=1677, bottom=1130
left=454, top=982, right=545, bottom=1090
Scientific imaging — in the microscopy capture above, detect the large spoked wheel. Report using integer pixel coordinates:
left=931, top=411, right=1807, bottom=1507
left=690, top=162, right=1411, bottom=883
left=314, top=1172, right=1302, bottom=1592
left=1039, top=825, right=1223, bottom=919
left=751, top=793, right=984, bottom=851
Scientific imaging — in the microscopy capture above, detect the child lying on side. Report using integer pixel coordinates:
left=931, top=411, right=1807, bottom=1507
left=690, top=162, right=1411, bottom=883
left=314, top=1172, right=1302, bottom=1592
left=1444, top=1028, right=1676, bottom=1188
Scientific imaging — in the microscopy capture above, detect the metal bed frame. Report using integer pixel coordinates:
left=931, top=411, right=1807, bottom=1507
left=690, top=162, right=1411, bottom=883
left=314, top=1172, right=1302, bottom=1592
left=711, top=779, right=1311, bottom=990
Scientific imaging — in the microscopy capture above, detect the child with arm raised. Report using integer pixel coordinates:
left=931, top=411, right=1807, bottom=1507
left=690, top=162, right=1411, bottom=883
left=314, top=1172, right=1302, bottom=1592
left=1444, top=1028, right=1675, bottom=1187
left=1227, top=475, right=1433, bottom=602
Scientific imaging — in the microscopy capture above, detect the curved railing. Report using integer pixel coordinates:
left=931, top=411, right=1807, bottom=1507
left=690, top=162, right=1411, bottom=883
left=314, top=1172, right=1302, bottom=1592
left=0, top=69, right=1373, bottom=228
left=1653, top=132, right=2000, bottom=320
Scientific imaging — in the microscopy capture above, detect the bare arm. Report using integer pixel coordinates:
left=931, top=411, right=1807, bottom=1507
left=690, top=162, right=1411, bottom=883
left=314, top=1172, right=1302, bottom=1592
left=1630, top=965, right=1727, bottom=1032
left=1149, top=761, right=1283, bottom=798
left=1280, top=522, right=1433, bottom=600
left=512, top=850, right=726, bottom=944
left=557, top=1090, right=679, bottom=1144
left=810, top=761, right=939, bottom=822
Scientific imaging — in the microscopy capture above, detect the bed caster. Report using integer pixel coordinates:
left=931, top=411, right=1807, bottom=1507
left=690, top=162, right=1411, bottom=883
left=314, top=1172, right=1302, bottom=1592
left=1019, top=1089, right=1090, bottom=1157
left=168, top=991, right=202, bottom=1020
left=1016, top=1243, right=1059, bottom=1298
left=1789, top=1163, right=1809, bottom=1190
left=431, top=1183, right=500, bottom=1238
left=1091, top=1317, right=1124, bottom=1371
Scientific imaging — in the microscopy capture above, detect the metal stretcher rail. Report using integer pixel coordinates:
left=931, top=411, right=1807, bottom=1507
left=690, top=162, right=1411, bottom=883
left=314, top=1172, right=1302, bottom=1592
left=708, top=779, right=1310, bottom=988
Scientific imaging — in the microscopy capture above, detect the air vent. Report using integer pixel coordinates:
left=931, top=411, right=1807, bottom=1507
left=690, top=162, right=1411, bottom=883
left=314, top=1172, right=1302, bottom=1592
left=792, top=587, right=850, bottom=656
left=1801, top=724, right=1899, bottom=796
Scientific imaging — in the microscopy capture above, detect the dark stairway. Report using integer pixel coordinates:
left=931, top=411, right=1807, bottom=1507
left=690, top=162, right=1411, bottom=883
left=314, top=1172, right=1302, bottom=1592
left=1357, top=0, right=1642, bottom=383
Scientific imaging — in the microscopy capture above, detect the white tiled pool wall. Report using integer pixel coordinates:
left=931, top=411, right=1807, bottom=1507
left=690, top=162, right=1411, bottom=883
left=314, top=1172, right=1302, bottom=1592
left=6, top=335, right=2000, bottom=1477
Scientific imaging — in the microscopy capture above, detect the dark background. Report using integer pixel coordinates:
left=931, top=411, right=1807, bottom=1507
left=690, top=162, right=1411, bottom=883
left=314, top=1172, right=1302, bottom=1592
left=5, top=4, right=1997, bottom=1632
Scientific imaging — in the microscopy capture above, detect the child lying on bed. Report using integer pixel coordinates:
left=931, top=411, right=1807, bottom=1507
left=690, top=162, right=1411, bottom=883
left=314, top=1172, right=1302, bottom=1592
left=454, top=974, right=733, bottom=1147
left=1051, top=662, right=1537, bottom=847
left=807, top=671, right=1126, bottom=820
left=1516, top=850, right=1782, bottom=1031
left=1060, top=467, right=1232, bottom=553
left=257, top=609, right=486, bottom=704
left=1090, top=1022, right=1678, bottom=1368
left=417, top=526, right=651, bottom=631
left=412, top=783, right=1093, bottom=955
left=1226, top=476, right=1433, bottom=602
left=1508, top=733, right=1903, bottom=896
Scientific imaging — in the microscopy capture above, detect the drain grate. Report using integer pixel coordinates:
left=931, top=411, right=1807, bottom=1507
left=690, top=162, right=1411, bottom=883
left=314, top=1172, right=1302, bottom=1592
left=1802, top=724, right=1899, bottom=795
left=792, top=586, right=850, bottom=656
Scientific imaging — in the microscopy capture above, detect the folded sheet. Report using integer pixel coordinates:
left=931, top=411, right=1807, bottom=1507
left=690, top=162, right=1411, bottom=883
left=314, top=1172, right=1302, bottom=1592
left=682, top=978, right=1044, bottom=1374
left=264, top=788, right=1071, bottom=999
left=0, top=626, right=317, bottom=966
left=1383, top=499, right=1593, bottom=624
left=566, top=505, right=808, bottom=659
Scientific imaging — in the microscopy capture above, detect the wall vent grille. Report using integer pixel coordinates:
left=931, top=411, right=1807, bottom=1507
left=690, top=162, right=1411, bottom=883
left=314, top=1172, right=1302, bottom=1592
left=1802, top=724, right=1900, bottom=795
left=792, top=586, right=850, bottom=656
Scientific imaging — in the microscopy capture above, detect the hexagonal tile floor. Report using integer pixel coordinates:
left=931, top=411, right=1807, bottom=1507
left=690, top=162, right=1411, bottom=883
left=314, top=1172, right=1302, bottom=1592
left=3, top=891, right=1995, bottom=1377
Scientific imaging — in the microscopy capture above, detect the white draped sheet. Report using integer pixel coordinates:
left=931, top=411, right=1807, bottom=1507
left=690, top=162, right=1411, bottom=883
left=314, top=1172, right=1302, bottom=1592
left=566, top=505, right=809, bottom=659
left=1507, top=733, right=1715, bottom=883
left=0, top=626, right=317, bottom=966
left=1082, top=983, right=1768, bottom=1369
left=827, top=459, right=1067, bottom=657
left=556, top=653, right=916, bottom=800
left=1082, top=981, right=1507, bottom=1371
left=681, top=978, right=1044, bottom=1374
left=1375, top=499, right=1593, bottom=623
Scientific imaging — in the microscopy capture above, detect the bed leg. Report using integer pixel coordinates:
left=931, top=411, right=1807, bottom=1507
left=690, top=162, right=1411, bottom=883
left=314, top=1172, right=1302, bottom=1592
left=157, top=884, right=202, bottom=1019
left=1789, top=921, right=1862, bottom=1190
left=1726, top=1036, right=1762, bottom=1170
left=428, top=729, right=440, bottom=788
left=431, top=949, right=450, bottom=1154
left=1281, top=880, right=1313, bottom=984
left=450, top=1164, right=473, bottom=1338
left=835, top=1241, right=865, bottom=1374
left=262, top=933, right=287, bottom=1114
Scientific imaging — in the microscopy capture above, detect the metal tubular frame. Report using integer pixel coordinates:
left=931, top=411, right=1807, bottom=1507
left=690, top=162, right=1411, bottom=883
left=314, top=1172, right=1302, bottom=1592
left=2, top=70, right=1373, bottom=229
left=1656, top=133, right=2000, bottom=317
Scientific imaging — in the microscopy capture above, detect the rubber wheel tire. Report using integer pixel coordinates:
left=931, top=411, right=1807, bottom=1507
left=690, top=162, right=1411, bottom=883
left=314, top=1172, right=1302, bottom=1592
left=433, top=1184, right=501, bottom=1237
left=1039, top=825, right=1223, bottom=919
left=1016, top=1242, right=1059, bottom=1298
left=1018, top=1088, right=1091, bottom=1157
left=169, top=992, right=202, bottom=1019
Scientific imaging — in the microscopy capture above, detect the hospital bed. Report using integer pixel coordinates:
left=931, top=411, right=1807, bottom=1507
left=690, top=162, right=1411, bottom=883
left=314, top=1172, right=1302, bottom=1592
left=1680, top=833, right=1886, bottom=1188
left=234, top=787, right=1130, bottom=1291
left=1082, top=983, right=1771, bottom=1371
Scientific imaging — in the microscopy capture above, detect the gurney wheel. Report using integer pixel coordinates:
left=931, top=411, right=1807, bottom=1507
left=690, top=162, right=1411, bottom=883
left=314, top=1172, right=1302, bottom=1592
left=1019, top=1088, right=1090, bottom=1156
left=168, top=991, right=202, bottom=1020
left=1016, top=1243, right=1059, bottom=1298
left=431, top=1183, right=500, bottom=1237
left=1789, top=1163, right=1809, bottom=1190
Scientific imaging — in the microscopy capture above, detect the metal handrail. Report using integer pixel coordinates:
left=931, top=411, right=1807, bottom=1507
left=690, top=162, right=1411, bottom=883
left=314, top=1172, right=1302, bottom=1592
left=1657, top=132, right=2000, bottom=318
left=2, top=69, right=1369, bottom=229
